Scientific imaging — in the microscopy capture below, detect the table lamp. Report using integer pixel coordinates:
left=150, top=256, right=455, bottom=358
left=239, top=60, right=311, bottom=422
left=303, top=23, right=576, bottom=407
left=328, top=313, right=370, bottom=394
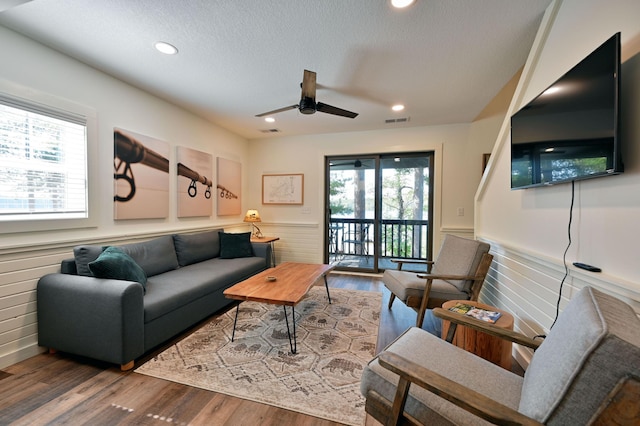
left=243, top=209, right=263, bottom=238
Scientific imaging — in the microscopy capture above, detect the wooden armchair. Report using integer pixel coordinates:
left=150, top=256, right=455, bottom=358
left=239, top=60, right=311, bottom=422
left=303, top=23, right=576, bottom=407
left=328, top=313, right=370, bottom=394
left=361, top=286, right=640, bottom=425
left=383, top=234, right=492, bottom=328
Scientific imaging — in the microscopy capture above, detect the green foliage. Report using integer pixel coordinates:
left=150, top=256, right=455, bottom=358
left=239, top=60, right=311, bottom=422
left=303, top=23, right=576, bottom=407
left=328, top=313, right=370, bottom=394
left=329, top=173, right=353, bottom=216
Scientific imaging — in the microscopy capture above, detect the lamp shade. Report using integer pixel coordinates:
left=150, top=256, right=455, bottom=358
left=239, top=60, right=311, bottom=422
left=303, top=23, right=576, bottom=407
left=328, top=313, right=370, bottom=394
left=243, top=209, right=261, bottom=223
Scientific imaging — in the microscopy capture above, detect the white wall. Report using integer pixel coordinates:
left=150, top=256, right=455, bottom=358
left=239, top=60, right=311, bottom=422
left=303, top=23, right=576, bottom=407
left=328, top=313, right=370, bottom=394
left=0, top=6, right=520, bottom=368
left=245, top=121, right=502, bottom=264
left=476, top=0, right=640, bottom=367
left=0, top=26, right=251, bottom=368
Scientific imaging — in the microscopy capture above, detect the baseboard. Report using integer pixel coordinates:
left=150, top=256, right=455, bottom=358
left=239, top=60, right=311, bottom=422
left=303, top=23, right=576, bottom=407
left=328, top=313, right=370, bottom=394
left=0, top=344, right=45, bottom=370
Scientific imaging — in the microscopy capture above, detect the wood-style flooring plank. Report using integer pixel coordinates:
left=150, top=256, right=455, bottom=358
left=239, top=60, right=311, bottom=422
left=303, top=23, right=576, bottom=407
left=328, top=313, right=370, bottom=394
left=0, top=273, right=522, bottom=425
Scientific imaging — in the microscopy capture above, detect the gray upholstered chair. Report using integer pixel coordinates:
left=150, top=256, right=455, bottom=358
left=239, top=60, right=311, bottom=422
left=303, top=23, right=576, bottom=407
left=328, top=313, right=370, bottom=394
left=361, top=286, right=640, bottom=425
left=383, top=234, right=492, bottom=327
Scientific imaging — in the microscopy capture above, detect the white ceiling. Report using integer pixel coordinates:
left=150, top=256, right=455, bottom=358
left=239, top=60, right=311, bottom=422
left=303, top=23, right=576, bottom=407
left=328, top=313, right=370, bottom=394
left=0, top=0, right=552, bottom=140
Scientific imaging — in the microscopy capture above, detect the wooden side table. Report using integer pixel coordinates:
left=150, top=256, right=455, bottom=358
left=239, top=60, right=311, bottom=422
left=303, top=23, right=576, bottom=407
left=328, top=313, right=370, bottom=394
left=441, top=300, right=514, bottom=370
left=250, top=236, right=279, bottom=266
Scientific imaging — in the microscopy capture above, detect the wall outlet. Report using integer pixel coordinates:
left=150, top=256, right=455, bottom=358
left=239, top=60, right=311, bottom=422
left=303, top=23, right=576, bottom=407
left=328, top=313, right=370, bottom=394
left=301, top=207, right=311, bottom=214
left=457, top=207, right=464, bottom=216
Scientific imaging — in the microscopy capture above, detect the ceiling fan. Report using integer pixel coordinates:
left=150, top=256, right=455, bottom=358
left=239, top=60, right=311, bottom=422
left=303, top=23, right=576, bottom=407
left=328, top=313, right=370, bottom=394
left=256, top=70, right=358, bottom=119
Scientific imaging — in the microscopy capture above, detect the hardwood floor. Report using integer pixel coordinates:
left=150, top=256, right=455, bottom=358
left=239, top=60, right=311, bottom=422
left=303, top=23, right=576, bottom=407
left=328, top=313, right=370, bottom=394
left=0, top=273, right=519, bottom=425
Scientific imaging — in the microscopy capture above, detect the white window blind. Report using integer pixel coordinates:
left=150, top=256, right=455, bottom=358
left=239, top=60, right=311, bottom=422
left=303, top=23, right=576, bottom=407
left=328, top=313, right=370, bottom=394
left=0, top=94, right=88, bottom=221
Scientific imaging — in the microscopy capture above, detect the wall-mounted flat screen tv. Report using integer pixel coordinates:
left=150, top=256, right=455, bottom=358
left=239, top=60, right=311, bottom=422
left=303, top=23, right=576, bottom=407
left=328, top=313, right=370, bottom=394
left=510, top=32, right=622, bottom=189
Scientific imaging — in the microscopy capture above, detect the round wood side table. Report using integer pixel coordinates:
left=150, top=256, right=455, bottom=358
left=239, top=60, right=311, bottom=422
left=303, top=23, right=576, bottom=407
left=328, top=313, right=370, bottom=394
left=441, top=300, right=514, bottom=370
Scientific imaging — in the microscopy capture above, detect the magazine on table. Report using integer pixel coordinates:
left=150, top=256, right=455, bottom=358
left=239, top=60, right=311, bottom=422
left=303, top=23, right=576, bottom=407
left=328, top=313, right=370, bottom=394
left=448, top=303, right=502, bottom=323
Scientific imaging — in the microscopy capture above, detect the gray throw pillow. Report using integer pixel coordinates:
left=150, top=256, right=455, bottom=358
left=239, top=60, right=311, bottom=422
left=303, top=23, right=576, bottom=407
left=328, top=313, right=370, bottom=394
left=88, top=246, right=148, bottom=291
left=219, top=232, right=254, bottom=259
left=73, top=245, right=104, bottom=276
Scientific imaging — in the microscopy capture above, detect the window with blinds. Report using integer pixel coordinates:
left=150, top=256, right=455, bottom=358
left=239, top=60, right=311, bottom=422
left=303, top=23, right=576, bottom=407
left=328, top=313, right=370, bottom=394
left=0, top=95, right=88, bottom=221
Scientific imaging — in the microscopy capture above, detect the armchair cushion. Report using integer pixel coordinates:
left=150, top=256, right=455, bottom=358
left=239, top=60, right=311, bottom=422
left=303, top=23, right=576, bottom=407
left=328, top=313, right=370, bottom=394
left=430, top=235, right=490, bottom=293
left=361, top=327, right=523, bottom=425
left=518, top=286, right=640, bottom=424
left=383, top=270, right=467, bottom=302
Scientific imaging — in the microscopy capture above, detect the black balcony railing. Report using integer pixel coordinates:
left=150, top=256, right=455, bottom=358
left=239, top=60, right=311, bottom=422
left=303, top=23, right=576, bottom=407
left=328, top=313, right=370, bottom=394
left=329, top=218, right=430, bottom=268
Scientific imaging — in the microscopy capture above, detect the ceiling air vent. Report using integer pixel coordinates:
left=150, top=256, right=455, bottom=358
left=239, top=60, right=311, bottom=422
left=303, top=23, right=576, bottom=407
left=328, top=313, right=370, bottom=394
left=260, top=129, right=280, bottom=133
left=385, top=117, right=410, bottom=124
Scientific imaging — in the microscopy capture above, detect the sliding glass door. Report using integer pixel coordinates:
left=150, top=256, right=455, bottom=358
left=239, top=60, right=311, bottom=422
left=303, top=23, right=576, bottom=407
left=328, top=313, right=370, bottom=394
left=325, top=152, right=433, bottom=273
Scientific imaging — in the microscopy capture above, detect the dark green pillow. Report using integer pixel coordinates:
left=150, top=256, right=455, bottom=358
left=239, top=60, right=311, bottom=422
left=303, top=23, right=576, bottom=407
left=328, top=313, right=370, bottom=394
left=88, top=246, right=148, bottom=291
left=219, top=232, right=254, bottom=259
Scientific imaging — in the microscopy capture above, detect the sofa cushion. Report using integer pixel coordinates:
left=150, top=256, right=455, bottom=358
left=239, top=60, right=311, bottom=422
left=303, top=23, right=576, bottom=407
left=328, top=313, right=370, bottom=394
left=88, top=246, right=147, bottom=290
left=172, top=229, right=221, bottom=267
left=518, top=287, right=640, bottom=424
left=119, top=235, right=179, bottom=277
left=219, top=232, right=254, bottom=259
left=73, top=245, right=104, bottom=276
left=143, top=256, right=267, bottom=323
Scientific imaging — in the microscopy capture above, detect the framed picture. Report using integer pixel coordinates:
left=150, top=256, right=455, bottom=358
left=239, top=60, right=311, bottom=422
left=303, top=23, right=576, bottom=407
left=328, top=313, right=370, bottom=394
left=262, top=174, right=304, bottom=205
left=217, top=157, right=242, bottom=215
left=113, top=128, right=169, bottom=220
left=176, top=146, right=212, bottom=218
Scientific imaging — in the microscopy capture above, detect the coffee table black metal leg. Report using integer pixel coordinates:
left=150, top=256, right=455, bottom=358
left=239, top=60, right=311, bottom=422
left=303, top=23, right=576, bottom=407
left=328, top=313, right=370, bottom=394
left=231, top=304, right=240, bottom=342
left=324, top=275, right=332, bottom=304
left=283, top=305, right=297, bottom=354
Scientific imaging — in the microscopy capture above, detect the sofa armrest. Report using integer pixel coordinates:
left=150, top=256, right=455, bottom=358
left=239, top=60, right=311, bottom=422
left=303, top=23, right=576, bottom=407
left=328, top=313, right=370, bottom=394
left=37, top=273, right=145, bottom=366
left=368, top=351, right=543, bottom=426
left=251, top=242, right=273, bottom=268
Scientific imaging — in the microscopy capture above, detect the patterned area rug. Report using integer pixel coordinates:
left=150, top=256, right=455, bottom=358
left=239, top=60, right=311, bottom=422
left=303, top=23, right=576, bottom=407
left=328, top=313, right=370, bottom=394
left=135, top=287, right=381, bottom=426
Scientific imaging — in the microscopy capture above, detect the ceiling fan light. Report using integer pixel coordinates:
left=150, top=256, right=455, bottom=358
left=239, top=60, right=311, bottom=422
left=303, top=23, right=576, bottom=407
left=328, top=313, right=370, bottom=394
left=299, top=97, right=316, bottom=115
left=264, top=117, right=275, bottom=123
left=391, top=0, right=416, bottom=9
left=392, top=104, right=405, bottom=111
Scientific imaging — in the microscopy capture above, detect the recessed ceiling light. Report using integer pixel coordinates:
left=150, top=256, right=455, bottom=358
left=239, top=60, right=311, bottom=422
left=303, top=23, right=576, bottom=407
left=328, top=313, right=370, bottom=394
left=264, top=117, right=275, bottom=123
left=391, top=0, right=416, bottom=9
left=392, top=104, right=405, bottom=112
left=154, top=41, right=178, bottom=55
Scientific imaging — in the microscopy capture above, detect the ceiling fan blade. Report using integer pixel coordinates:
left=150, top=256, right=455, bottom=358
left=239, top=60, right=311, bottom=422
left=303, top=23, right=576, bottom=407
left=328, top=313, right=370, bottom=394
left=301, top=70, right=316, bottom=100
left=316, top=102, right=358, bottom=118
left=255, top=104, right=298, bottom=117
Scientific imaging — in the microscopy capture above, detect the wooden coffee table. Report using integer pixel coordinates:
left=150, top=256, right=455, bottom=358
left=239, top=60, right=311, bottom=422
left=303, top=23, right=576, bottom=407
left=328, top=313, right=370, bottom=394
left=223, top=262, right=334, bottom=353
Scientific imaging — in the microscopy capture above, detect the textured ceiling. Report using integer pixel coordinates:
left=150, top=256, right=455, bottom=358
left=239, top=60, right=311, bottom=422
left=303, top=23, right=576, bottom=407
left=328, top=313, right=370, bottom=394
left=0, top=0, right=552, bottom=140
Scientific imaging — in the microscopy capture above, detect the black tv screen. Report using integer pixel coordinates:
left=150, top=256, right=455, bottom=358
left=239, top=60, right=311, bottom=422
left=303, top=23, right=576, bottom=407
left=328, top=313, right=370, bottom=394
left=511, top=32, right=622, bottom=189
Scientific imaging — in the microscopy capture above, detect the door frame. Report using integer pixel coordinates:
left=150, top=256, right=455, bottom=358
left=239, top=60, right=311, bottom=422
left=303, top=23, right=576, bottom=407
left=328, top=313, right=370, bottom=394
left=324, top=151, right=434, bottom=273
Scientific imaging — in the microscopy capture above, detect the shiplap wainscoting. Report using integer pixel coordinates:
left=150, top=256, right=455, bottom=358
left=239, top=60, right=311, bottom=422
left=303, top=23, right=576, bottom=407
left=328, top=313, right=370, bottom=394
left=249, top=222, right=321, bottom=265
left=478, top=237, right=640, bottom=369
left=1, top=231, right=198, bottom=369
left=0, top=224, right=321, bottom=368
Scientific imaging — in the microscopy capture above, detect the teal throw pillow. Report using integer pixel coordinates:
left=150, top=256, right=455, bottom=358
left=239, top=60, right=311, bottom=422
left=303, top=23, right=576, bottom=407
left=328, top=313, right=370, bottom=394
left=88, top=246, right=148, bottom=291
left=219, top=232, right=254, bottom=259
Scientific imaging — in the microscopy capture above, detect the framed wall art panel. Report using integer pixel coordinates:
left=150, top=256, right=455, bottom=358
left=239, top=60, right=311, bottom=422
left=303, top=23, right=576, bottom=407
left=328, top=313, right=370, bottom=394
left=262, top=173, right=304, bottom=205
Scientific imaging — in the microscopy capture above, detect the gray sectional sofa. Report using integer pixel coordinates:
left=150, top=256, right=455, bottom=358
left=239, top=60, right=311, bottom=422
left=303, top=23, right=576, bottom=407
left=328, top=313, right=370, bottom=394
left=37, top=228, right=271, bottom=370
